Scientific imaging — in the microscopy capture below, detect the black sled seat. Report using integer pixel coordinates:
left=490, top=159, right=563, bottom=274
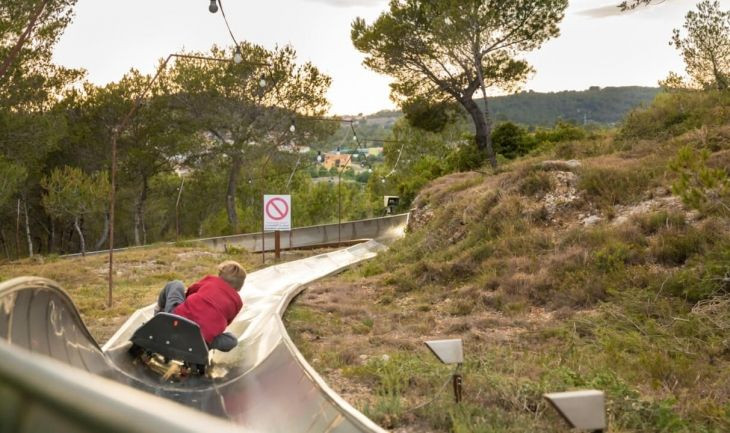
left=129, top=313, right=209, bottom=366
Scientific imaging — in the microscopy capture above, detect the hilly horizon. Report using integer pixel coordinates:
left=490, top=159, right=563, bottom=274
left=359, top=86, right=661, bottom=128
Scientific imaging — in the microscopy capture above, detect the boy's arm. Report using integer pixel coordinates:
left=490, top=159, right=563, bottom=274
left=227, top=302, right=244, bottom=325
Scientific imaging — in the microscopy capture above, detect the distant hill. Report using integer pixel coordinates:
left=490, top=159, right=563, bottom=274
left=481, top=86, right=661, bottom=126
left=357, top=86, right=661, bottom=128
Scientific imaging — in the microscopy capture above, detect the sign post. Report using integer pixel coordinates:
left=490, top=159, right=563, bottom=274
left=263, top=195, right=292, bottom=262
left=274, top=230, right=281, bottom=260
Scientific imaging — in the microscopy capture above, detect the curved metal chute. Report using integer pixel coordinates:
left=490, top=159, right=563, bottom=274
left=0, top=215, right=408, bottom=433
left=0, top=277, right=109, bottom=375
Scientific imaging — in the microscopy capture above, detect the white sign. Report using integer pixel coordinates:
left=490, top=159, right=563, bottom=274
left=263, top=195, right=291, bottom=231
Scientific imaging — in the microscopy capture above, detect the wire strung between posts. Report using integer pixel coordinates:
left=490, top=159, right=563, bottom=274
left=216, top=0, right=241, bottom=49
left=402, top=373, right=454, bottom=414
left=285, top=151, right=303, bottom=190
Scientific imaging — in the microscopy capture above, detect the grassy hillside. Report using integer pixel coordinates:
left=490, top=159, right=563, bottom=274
left=285, top=91, right=730, bottom=432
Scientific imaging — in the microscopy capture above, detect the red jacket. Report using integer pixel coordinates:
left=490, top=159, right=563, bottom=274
left=173, top=275, right=243, bottom=343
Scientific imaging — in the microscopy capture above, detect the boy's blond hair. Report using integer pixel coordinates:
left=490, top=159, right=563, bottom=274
left=217, top=260, right=246, bottom=290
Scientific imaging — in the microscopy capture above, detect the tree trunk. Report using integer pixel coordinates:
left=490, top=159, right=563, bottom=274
left=95, top=212, right=109, bottom=250
left=226, top=154, right=242, bottom=233
left=460, top=96, right=497, bottom=168
left=0, top=0, right=49, bottom=81
left=62, top=223, right=74, bottom=254
left=49, top=218, right=56, bottom=254
left=134, top=176, right=148, bottom=246
left=74, top=216, right=86, bottom=257
left=23, top=198, right=32, bottom=258
left=0, top=229, right=9, bottom=260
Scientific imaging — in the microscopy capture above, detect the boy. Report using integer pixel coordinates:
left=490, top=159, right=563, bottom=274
left=156, top=260, right=246, bottom=352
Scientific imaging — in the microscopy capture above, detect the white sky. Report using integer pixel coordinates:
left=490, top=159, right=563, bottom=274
left=52, top=0, right=720, bottom=115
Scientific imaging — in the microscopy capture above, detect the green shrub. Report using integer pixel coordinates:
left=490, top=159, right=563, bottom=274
left=445, top=143, right=487, bottom=172
left=650, top=227, right=707, bottom=266
left=518, top=171, right=554, bottom=197
left=593, top=241, right=638, bottom=273
left=359, top=260, right=385, bottom=277
left=664, top=240, right=730, bottom=302
left=553, top=141, right=577, bottom=159
left=492, top=122, right=537, bottom=159
left=534, top=120, right=587, bottom=143
left=396, top=155, right=446, bottom=206
left=670, top=145, right=730, bottom=216
left=448, top=299, right=475, bottom=316
left=635, top=210, right=687, bottom=235
left=620, top=90, right=730, bottom=140
left=579, top=165, right=657, bottom=208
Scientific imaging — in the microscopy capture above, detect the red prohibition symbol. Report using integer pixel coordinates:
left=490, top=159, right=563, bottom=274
left=265, top=197, right=289, bottom=221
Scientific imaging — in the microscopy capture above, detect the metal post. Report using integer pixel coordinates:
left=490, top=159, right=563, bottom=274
left=175, top=177, right=185, bottom=241
left=261, top=212, right=265, bottom=265
left=15, top=199, right=20, bottom=258
left=108, top=131, right=118, bottom=307
left=452, top=372, right=463, bottom=403
left=337, top=169, right=342, bottom=246
left=274, top=230, right=280, bottom=260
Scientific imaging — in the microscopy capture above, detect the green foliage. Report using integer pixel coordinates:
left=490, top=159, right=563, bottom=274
left=401, top=96, right=463, bottom=133
left=650, top=226, right=708, bottom=266
left=670, top=145, right=730, bottom=216
left=444, top=144, right=487, bottom=173
left=578, top=165, right=658, bottom=208
left=167, top=43, right=332, bottom=232
left=517, top=171, right=554, bottom=197
left=593, top=241, right=636, bottom=273
left=534, top=120, right=587, bottom=143
left=621, top=90, right=730, bottom=142
left=0, top=156, right=26, bottom=208
left=349, top=353, right=446, bottom=429
left=635, top=210, right=687, bottom=235
left=0, top=0, right=82, bottom=110
left=491, top=122, right=537, bottom=159
left=619, top=0, right=658, bottom=11
left=40, top=166, right=109, bottom=254
left=395, top=156, right=444, bottom=204
left=352, top=0, right=568, bottom=161
left=671, top=1, right=730, bottom=91
left=40, top=166, right=109, bottom=220
left=664, top=239, right=730, bottom=302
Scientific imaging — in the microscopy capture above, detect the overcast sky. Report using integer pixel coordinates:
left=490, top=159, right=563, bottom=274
left=52, top=0, right=719, bottom=115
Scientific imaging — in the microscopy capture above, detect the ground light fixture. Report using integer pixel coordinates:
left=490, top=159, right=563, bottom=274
left=543, top=390, right=606, bottom=432
left=424, top=339, right=464, bottom=403
left=290, top=120, right=296, bottom=133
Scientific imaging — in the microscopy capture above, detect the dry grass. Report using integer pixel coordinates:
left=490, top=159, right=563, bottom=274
left=0, top=244, right=327, bottom=343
